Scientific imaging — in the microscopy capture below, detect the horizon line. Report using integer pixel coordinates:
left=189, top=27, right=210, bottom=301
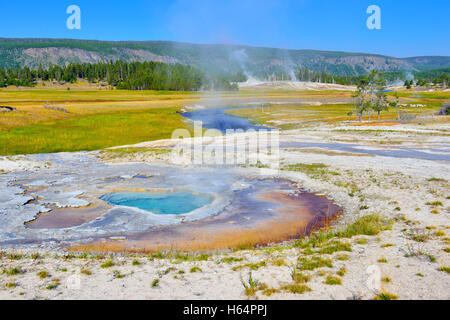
left=0, top=37, right=448, bottom=60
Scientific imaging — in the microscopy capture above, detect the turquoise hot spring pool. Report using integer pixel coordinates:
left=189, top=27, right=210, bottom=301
left=100, top=190, right=213, bottom=215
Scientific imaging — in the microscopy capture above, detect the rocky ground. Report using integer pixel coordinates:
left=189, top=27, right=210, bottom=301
left=0, top=121, right=449, bottom=300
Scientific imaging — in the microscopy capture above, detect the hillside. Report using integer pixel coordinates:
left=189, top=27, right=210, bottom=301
left=1, top=38, right=449, bottom=77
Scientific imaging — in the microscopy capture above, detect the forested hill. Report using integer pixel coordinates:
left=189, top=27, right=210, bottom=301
left=1, top=38, right=449, bottom=78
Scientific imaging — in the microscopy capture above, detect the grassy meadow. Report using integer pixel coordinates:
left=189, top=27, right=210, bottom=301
left=227, top=90, right=449, bottom=130
left=0, top=87, right=448, bottom=155
left=0, top=89, right=203, bottom=155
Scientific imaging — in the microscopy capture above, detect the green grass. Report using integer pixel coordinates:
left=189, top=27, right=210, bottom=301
left=439, top=266, right=450, bottom=274
left=374, top=292, right=398, bottom=300
left=151, top=279, right=160, bottom=288
left=297, top=256, right=333, bottom=271
left=426, top=201, right=443, bottom=207
left=0, top=107, right=188, bottom=155
left=2, top=267, right=22, bottom=276
left=100, top=260, right=115, bottom=268
left=282, top=284, right=312, bottom=294
left=291, top=269, right=311, bottom=284
left=233, top=261, right=267, bottom=271
left=132, top=260, right=141, bottom=266
left=36, top=271, right=49, bottom=279
left=262, top=288, right=280, bottom=297
left=190, top=267, right=202, bottom=273
left=241, top=272, right=264, bottom=296
left=324, top=275, right=342, bottom=285
left=282, top=163, right=340, bottom=178
left=80, top=269, right=92, bottom=275
left=337, top=267, right=347, bottom=277
left=335, top=214, right=393, bottom=238
left=295, top=214, right=393, bottom=250
left=221, top=257, right=244, bottom=264
left=318, top=241, right=352, bottom=254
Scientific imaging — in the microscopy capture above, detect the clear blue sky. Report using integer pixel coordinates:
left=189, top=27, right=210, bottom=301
left=0, top=0, right=448, bottom=57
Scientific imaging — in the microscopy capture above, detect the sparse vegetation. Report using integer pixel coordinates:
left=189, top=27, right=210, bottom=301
left=80, top=269, right=92, bottom=275
left=374, top=292, right=398, bottom=300
left=151, top=279, right=160, bottom=288
left=36, top=271, right=49, bottom=279
left=439, top=266, right=450, bottom=274
left=132, top=260, right=141, bottom=266
left=3, top=267, right=22, bottom=276
left=282, top=284, right=312, bottom=294
left=297, top=256, right=333, bottom=271
left=324, top=275, right=342, bottom=285
left=241, top=273, right=264, bottom=296
left=100, top=260, right=115, bottom=268
left=190, top=267, right=202, bottom=273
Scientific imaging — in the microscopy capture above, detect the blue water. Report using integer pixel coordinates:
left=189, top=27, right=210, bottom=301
left=100, top=191, right=213, bottom=215
left=182, top=107, right=270, bottom=133
left=281, top=142, right=450, bottom=162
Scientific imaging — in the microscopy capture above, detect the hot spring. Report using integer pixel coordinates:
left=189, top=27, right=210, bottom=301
left=100, top=190, right=213, bottom=215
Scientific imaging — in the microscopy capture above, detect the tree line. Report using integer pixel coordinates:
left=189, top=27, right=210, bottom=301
left=0, top=61, right=239, bottom=91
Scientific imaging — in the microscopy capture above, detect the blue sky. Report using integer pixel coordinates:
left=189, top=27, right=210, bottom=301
left=0, top=0, right=448, bottom=57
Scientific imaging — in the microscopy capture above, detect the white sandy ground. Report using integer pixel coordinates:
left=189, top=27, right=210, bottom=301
left=0, top=122, right=449, bottom=300
left=239, top=79, right=355, bottom=91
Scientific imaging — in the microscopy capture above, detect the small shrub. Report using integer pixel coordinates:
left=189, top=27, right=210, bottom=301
left=319, top=241, right=352, bottom=254
left=431, top=209, right=440, bottom=214
left=101, top=260, right=115, bottom=268
left=324, top=275, right=342, bottom=285
left=337, top=267, right=346, bottom=277
left=151, top=279, right=160, bottom=287
left=80, top=269, right=92, bottom=275
left=37, top=271, right=49, bottom=279
left=7, top=254, right=23, bottom=261
left=3, top=267, right=22, bottom=276
left=262, top=288, right=280, bottom=297
left=241, top=273, right=263, bottom=296
left=356, top=238, right=369, bottom=245
left=297, top=256, right=333, bottom=271
left=113, top=270, right=125, bottom=279
left=335, top=214, right=393, bottom=238
left=291, top=268, right=311, bottom=284
left=378, top=258, right=388, bottom=263
left=374, top=292, right=398, bottom=300
left=221, top=257, right=243, bottom=264
left=336, top=254, right=349, bottom=261
left=233, top=261, right=266, bottom=271
left=46, top=279, right=60, bottom=290
left=272, top=259, right=286, bottom=266
left=132, top=260, right=141, bottom=266
left=190, top=267, right=202, bottom=273
left=439, top=266, right=450, bottom=274
left=5, top=282, right=17, bottom=288
left=426, top=201, right=443, bottom=207
left=282, top=284, right=312, bottom=294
